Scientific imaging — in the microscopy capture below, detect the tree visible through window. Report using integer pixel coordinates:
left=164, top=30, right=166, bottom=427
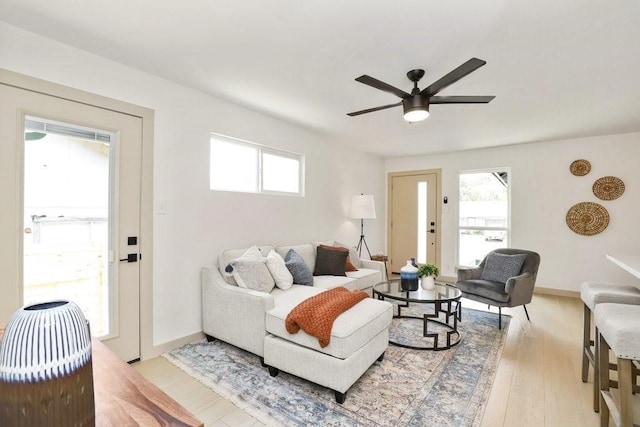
left=458, top=170, right=510, bottom=266
left=210, top=134, right=304, bottom=196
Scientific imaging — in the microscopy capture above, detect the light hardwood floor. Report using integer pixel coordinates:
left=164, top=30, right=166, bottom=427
left=133, top=293, right=639, bottom=426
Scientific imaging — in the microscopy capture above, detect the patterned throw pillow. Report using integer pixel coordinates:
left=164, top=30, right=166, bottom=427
left=224, top=245, right=265, bottom=285
left=285, top=249, right=314, bottom=286
left=480, top=252, right=527, bottom=284
left=229, top=259, right=275, bottom=293
left=266, top=250, right=294, bottom=290
left=314, top=246, right=348, bottom=276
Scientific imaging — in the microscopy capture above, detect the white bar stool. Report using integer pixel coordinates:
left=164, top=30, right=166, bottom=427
left=580, top=282, right=640, bottom=411
left=595, top=303, right=640, bottom=427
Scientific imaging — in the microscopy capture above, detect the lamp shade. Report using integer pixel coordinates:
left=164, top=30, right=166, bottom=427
left=0, top=300, right=95, bottom=426
left=349, top=194, right=376, bottom=219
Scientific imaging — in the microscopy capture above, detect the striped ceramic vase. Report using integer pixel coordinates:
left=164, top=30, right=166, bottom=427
left=0, top=300, right=95, bottom=426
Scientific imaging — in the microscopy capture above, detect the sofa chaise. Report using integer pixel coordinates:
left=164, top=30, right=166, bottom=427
left=201, top=241, right=393, bottom=402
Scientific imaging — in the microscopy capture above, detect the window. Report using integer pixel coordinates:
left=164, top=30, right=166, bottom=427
left=458, top=169, right=510, bottom=266
left=210, top=134, right=304, bottom=196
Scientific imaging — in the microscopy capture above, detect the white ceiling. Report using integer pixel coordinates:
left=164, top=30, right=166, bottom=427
left=2, top=0, right=640, bottom=157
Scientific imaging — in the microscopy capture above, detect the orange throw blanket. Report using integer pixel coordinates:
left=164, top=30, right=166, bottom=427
left=285, top=287, right=368, bottom=348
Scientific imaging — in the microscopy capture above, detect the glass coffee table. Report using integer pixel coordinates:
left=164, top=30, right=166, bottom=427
left=373, top=280, right=462, bottom=351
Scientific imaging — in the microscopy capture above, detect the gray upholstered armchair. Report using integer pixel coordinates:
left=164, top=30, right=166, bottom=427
left=455, top=248, right=541, bottom=329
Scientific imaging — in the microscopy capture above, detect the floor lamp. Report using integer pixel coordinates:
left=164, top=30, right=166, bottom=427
left=349, top=194, right=376, bottom=258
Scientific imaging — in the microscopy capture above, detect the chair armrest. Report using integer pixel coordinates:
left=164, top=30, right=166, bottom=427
left=456, top=266, right=482, bottom=281
left=360, top=259, right=386, bottom=280
left=505, top=272, right=536, bottom=305
left=201, top=264, right=274, bottom=356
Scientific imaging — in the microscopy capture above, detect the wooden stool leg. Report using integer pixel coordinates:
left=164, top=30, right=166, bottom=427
left=583, top=304, right=591, bottom=383
left=599, top=333, right=610, bottom=427
left=619, top=359, right=633, bottom=427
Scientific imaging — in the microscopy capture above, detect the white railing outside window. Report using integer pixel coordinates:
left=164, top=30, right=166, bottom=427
left=458, top=169, right=510, bottom=266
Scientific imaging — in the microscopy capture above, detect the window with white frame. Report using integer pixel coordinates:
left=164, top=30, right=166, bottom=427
left=209, top=134, right=304, bottom=196
left=458, top=169, right=510, bottom=266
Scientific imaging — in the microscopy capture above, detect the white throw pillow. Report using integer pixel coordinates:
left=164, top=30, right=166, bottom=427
left=266, top=250, right=294, bottom=290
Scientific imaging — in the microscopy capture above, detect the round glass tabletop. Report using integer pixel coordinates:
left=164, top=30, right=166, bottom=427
left=373, top=279, right=461, bottom=303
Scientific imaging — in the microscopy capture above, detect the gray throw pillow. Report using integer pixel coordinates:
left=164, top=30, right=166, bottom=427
left=285, top=249, right=314, bottom=286
left=313, top=245, right=347, bottom=276
left=480, top=252, right=527, bottom=284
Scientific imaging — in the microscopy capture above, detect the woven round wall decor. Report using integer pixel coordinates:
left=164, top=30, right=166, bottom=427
left=570, top=159, right=591, bottom=176
left=566, top=202, right=609, bottom=236
left=592, top=176, right=625, bottom=201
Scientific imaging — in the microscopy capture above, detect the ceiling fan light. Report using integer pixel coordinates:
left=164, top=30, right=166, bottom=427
left=402, top=97, right=429, bottom=122
left=403, top=109, right=429, bottom=122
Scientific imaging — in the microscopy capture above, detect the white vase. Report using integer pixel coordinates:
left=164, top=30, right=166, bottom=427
left=421, top=276, right=435, bottom=290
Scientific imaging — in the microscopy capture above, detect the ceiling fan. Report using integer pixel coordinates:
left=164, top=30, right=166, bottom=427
left=347, top=58, right=495, bottom=122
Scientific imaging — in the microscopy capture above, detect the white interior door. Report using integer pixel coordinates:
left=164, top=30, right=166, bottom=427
left=0, top=83, right=142, bottom=362
left=388, top=171, right=440, bottom=274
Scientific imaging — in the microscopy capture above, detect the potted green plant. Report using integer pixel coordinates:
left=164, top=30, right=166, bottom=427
left=417, top=263, right=440, bottom=290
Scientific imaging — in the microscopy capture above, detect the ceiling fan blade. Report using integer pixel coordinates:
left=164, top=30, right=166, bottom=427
left=420, top=58, right=487, bottom=97
left=355, top=75, right=410, bottom=99
left=347, top=101, right=403, bottom=116
left=430, top=95, right=495, bottom=104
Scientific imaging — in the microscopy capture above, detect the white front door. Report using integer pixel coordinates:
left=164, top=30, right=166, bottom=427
left=0, top=82, right=142, bottom=362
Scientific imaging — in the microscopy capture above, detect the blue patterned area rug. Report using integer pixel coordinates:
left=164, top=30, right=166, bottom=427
left=164, top=306, right=509, bottom=427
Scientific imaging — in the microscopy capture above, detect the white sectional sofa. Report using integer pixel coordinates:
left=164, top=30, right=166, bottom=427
left=201, top=241, right=393, bottom=402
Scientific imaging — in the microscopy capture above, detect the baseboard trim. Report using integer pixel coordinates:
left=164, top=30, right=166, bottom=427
left=439, top=275, right=457, bottom=285
left=534, top=287, right=579, bottom=298
left=145, top=331, right=205, bottom=360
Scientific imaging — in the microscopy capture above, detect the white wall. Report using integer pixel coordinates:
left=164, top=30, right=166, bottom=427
left=0, top=23, right=386, bottom=346
left=387, top=134, right=640, bottom=292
